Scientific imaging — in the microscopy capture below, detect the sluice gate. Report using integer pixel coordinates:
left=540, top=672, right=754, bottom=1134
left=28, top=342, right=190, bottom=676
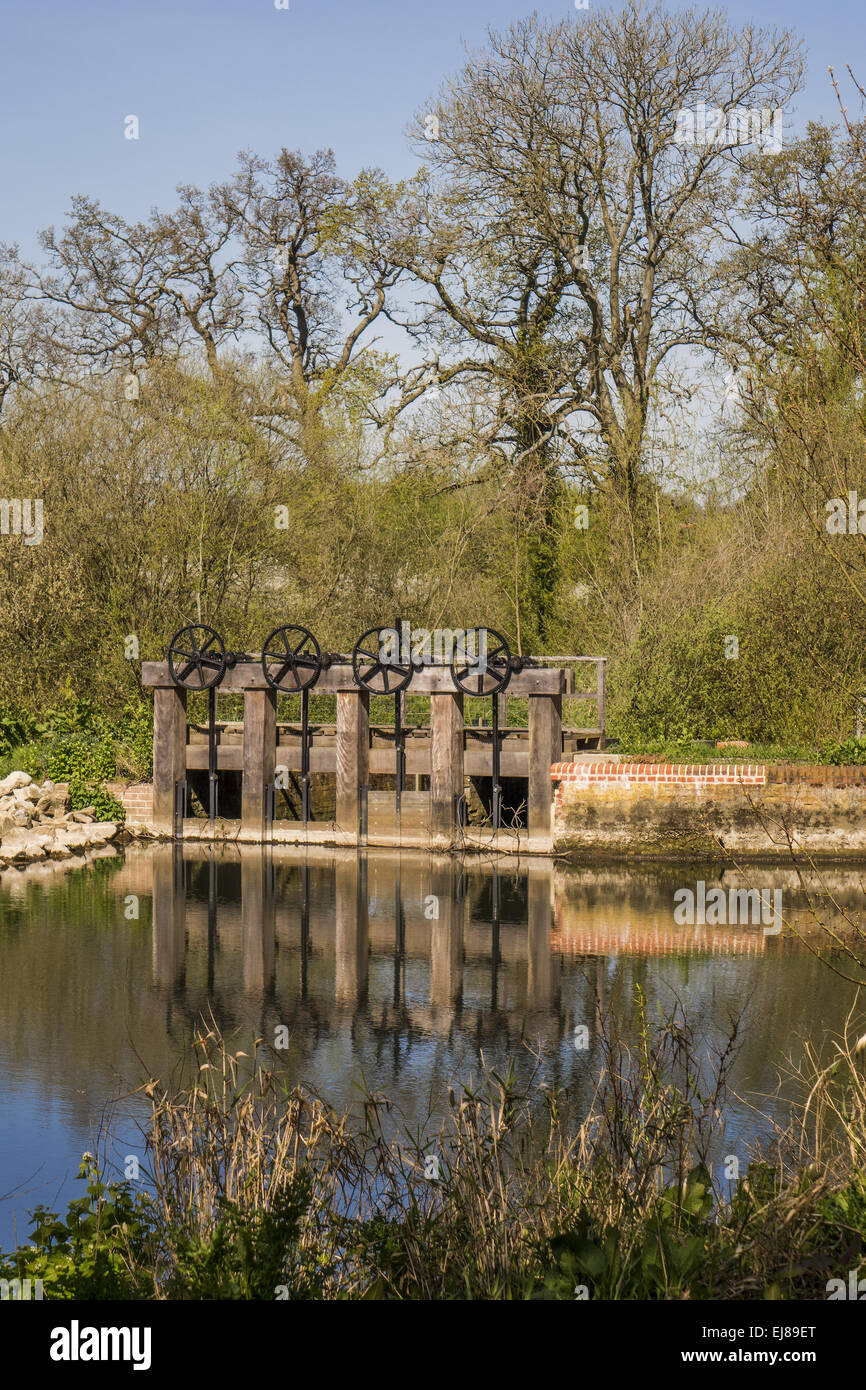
left=142, top=624, right=606, bottom=853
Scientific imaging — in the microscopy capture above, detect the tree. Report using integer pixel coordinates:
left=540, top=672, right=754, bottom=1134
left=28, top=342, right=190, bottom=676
left=37, top=191, right=242, bottom=381
left=392, top=2, right=803, bottom=615
left=0, top=243, right=53, bottom=415
left=215, top=148, right=406, bottom=454
left=724, top=73, right=866, bottom=720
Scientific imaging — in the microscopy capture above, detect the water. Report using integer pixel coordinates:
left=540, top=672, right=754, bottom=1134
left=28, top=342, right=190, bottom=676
left=0, top=844, right=862, bottom=1249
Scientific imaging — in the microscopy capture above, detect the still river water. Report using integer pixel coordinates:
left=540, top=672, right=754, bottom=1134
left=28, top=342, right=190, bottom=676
left=0, top=844, right=863, bottom=1247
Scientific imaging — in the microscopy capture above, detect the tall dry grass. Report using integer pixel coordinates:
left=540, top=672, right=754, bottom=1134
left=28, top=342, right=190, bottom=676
left=135, top=996, right=763, bottom=1298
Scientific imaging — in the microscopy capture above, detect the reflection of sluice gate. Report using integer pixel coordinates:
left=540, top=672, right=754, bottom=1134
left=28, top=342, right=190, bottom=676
left=144, top=622, right=606, bottom=848
left=148, top=847, right=560, bottom=1023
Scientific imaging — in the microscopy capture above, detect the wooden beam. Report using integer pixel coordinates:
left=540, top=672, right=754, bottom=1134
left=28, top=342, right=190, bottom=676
left=188, top=744, right=541, bottom=778
left=152, top=684, right=187, bottom=832
left=528, top=693, right=561, bottom=839
left=241, top=687, right=276, bottom=834
left=189, top=738, right=608, bottom=780
left=430, top=692, right=463, bottom=839
left=142, top=660, right=565, bottom=696
left=336, top=689, right=369, bottom=838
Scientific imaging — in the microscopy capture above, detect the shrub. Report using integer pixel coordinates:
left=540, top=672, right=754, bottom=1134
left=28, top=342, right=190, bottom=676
left=821, top=736, right=866, bottom=765
left=0, top=1157, right=155, bottom=1300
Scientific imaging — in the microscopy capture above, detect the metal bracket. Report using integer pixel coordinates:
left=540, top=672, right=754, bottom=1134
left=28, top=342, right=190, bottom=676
left=174, top=779, right=187, bottom=836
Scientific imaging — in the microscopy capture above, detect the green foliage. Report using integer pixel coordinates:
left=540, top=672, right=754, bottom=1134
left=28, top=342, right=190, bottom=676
left=821, top=736, right=866, bottom=765
left=542, top=1169, right=717, bottom=1300
left=70, top=783, right=126, bottom=823
left=0, top=698, right=153, bottom=820
left=47, top=731, right=116, bottom=787
left=613, top=736, right=821, bottom=764
left=45, top=724, right=124, bottom=822
left=165, top=1177, right=324, bottom=1300
left=3, top=1122, right=866, bottom=1301
left=0, top=1157, right=154, bottom=1300
left=0, top=706, right=47, bottom=756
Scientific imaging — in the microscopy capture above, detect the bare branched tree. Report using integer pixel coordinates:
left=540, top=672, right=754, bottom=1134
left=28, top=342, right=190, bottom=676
left=37, top=191, right=243, bottom=382
left=216, top=148, right=406, bottom=448
left=389, top=1, right=803, bottom=611
left=0, top=243, right=53, bottom=415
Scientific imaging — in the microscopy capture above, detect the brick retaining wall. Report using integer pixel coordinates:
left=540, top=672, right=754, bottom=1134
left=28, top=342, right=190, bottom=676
left=551, top=761, right=767, bottom=789
left=550, top=763, right=866, bottom=860
left=105, top=782, right=153, bottom=827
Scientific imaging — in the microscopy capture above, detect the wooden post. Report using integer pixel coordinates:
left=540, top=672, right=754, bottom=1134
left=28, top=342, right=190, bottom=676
left=528, top=693, right=561, bottom=839
left=430, top=691, right=464, bottom=841
left=597, top=658, right=607, bottom=750
left=152, top=684, right=187, bottom=833
left=242, top=687, right=276, bottom=835
left=336, top=690, right=369, bottom=839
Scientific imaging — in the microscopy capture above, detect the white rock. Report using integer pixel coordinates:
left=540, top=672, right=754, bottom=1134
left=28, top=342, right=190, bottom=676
left=1, top=834, right=48, bottom=861
left=55, top=828, right=91, bottom=851
left=87, top=823, right=118, bottom=841
left=0, top=771, right=32, bottom=795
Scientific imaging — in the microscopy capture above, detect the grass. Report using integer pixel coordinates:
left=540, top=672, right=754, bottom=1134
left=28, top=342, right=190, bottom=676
left=612, top=737, right=825, bottom=764
left=3, top=995, right=866, bottom=1300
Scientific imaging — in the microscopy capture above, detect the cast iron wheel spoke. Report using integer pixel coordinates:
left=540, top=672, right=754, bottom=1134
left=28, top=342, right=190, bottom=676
left=270, top=659, right=294, bottom=686
left=261, top=626, right=323, bottom=692
left=352, top=627, right=414, bottom=695
left=450, top=627, right=513, bottom=697
left=167, top=625, right=227, bottom=690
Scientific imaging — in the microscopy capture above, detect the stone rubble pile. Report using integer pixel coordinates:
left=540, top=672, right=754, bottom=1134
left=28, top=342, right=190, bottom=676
left=0, top=771, right=119, bottom=865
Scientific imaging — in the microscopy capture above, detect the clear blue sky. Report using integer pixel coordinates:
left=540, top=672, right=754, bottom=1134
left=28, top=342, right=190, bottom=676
left=0, top=0, right=863, bottom=258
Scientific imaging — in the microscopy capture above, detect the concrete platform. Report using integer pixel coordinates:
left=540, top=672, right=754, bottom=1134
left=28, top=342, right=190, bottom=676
left=178, top=816, right=554, bottom=856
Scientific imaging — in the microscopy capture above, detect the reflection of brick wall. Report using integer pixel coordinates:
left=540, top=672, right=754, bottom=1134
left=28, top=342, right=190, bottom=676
left=105, top=781, right=153, bottom=826
left=553, top=923, right=766, bottom=957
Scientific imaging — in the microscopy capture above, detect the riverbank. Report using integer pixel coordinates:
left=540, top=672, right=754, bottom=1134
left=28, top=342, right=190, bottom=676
left=0, top=771, right=122, bottom=869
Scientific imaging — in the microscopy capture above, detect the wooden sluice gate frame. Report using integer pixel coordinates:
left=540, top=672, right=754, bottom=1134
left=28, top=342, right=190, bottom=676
left=141, top=632, right=606, bottom=852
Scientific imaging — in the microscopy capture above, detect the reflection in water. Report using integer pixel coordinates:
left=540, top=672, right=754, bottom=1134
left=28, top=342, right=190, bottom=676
left=0, top=844, right=863, bottom=1246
